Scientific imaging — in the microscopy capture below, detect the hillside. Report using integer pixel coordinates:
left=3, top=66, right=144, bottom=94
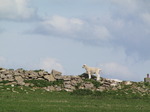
left=1, top=67, right=150, bottom=112
left=0, top=67, right=150, bottom=97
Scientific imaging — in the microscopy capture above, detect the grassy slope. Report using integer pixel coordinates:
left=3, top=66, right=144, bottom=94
left=0, top=86, right=150, bottom=112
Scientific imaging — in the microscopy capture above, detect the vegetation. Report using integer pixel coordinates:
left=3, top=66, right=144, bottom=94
left=0, top=80, right=10, bottom=84
left=71, top=89, right=93, bottom=96
left=72, top=89, right=150, bottom=100
left=0, top=85, right=150, bottom=112
left=0, top=73, right=150, bottom=112
left=144, top=82, right=150, bottom=87
left=33, top=69, right=44, bottom=73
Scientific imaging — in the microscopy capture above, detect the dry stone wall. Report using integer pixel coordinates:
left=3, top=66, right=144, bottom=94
left=0, top=67, right=150, bottom=94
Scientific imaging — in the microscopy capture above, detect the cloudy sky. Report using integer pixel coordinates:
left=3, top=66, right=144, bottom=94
left=0, top=0, right=150, bottom=81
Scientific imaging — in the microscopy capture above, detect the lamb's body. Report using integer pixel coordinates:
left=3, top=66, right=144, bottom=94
left=82, top=64, right=101, bottom=81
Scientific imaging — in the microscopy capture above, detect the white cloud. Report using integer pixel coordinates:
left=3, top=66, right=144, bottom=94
left=42, top=15, right=84, bottom=34
left=0, top=0, right=36, bottom=20
left=39, top=57, right=64, bottom=73
left=34, top=15, right=111, bottom=43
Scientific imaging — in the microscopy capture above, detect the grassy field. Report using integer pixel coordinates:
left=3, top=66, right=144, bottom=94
left=0, top=85, right=150, bottom=112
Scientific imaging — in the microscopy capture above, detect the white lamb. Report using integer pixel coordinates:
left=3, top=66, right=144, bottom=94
left=82, top=64, right=101, bottom=81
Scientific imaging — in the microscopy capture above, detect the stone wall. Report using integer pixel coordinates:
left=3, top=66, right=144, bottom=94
left=0, top=67, right=150, bottom=94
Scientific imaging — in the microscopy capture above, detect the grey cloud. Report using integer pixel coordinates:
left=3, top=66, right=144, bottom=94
left=32, top=14, right=150, bottom=60
left=33, top=15, right=112, bottom=46
left=31, top=0, right=150, bottom=60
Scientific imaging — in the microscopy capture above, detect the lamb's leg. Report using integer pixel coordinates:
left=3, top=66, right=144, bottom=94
left=88, top=73, right=91, bottom=79
left=96, top=73, right=100, bottom=81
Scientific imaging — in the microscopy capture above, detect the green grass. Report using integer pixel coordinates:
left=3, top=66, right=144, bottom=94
left=0, top=86, right=150, bottom=112
left=0, top=80, right=10, bottom=84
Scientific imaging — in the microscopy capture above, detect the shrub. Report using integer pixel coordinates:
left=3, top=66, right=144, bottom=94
left=52, top=79, right=64, bottom=86
left=33, top=69, right=44, bottom=73
left=91, top=80, right=101, bottom=88
left=144, top=82, right=150, bottom=87
left=8, top=69, right=14, bottom=71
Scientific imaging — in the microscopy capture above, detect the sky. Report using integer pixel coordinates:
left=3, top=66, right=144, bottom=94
left=0, top=0, right=150, bottom=81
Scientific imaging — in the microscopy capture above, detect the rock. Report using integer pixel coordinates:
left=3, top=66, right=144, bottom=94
left=37, top=78, right=44, bottom=80
left=24, top=83, right=30, bottom=87
left=6, top=74, right=13, bottom=78
left=0, top=68, right=6, bottom=72
left=15, top=68, right=24, bottom=73
left=44, top=86, right=55, bottom=91
left=55, top=76, right=63, bottom=80
left=110, top=82, right=118, bottom=87
left=14, top=72, right=21, bottom=76
left=0, top=68, right=4, bottom=70
left=64, top=88, right=73, bottom=92
left=117, top=85, right=122, bottom=89
left=51, top=69, right=61, bottom=75
left=4, top=70, right=10, bottom=75
left=111, top=87, right=118, bottom=91
left=64, top=84, right=72, bottom=88
left=0, top=74, right=6, bottom=79
left=72, top=76, right=82, bottom=81
left=44, top=87, right=50, bottom=91
left=71, top=80, right=77, bottom=86
left=28, top=73, right=38, bottom=79
left=15, top=76, right=25, bottom=85
left=64, top=81, right=71, bottom=84
left=55, top=86, right=62, bottom=91
left=6, top=74, right=14, bottom=81
left=48, top=86, right=55, bottom=91
left=97, top=87, right=106, bottom=92
left=8, top=78, right=14, bottom=82
left=51, top=69, right=62, bottom=79
left=64, top=84, right=75, bottom=90
left=38, top=71, right=44, bottom=77
left=124, top=81, right=132, bottom=85
left=136, top=87, right=146, bottom=93
left=83, top=82, right=94, bottom=89
left=63, top=76, right=71, bottom=81
left=103, top=81, right=111, bottom=85
left=5, top=82, right=13, bottom=86
left=44, top=74, right=55, bottom=81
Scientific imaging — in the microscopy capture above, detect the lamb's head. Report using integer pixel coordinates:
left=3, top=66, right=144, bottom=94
left=82, top=64, right=86, bottom=68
